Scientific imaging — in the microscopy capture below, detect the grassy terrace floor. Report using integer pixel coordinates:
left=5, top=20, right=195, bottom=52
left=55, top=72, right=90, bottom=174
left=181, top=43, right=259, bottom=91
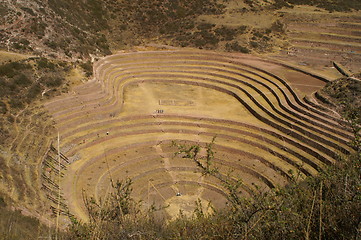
left=43, top=49, right=352, bottom=222
left=271, top=6, right=361, bottom=75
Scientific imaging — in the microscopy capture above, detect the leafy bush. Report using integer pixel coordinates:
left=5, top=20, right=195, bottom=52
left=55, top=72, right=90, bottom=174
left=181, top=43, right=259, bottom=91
left=195, top=30, right=219, bottom=47
left=79, top=61, right=93, bottom=77
left=273, top=0, right=361, bottom=11
left=66, top=179, right=163, bottom=240
left=42, top=76, right=63, bottom=88
left=0, top=196, right=5, bottom=207
left=0, top=62, right=31, bottom=78
left=0, top=58, right=71, bottom=112
left=37, top=58, right=55, bottom=70
left=0, top=100, right=7, bottom=114
left=253, top=31, right=264, bottom=38
left=270, top=20, right=285, bottom=34
left=14, top=74, right=31, bottom=86
left=20, top=7, right=36, bottom=16
left=45, top=40, right=58, bottom=50
left=12, top=42, right=24, bottom=50
left=215, top=26, right=238, bottom=41
left=226, top=41, right=250, bottom=53
left=29, top=19, right=47, bottom=38
left=250, top=41, right=259, bottom=48
left=322, top=78, right=361, bottom=123
left=9, top=98, right=24, bottom=109
left=19, top=38, right=30, bottom=46
left=26, top=83, right=42, bottom=102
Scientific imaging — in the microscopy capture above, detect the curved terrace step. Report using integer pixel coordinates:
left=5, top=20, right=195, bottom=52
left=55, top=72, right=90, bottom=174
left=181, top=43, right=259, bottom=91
left=43, top=50, right=354, bottom=221
left=52, top=51, right=343, bottom=132
left=50, top=68, right=351, bottom=158
left=60, top=115, right=330, bottom=172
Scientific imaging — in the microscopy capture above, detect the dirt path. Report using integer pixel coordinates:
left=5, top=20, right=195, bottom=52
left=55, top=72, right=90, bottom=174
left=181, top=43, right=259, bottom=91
left=153, top=145, right=179, bottom=195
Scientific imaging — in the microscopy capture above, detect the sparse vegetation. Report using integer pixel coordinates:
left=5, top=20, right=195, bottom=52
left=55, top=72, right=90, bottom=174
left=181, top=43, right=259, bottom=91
left=65, top=179, right=164, bottom=240
left=0, top=58, right=70, bottom=111
left=62, top=126, right=360, bottom=239
left=273, top=0, right=361, bottom=11
left=226, top=41, right=250, bottom=53
left=1, top=0, right=361, bottom=58
left=0, top=1, right=361, bottom=239
left=322, top=77, right=361, bottom=122
left=0, top=56, right=79, bottom=226
left=0, top=193, right=58, bottom=240
left=80, top=61, right=93, bottom=78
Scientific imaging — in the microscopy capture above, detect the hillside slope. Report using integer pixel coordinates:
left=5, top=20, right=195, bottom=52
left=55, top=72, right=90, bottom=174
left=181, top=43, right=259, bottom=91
left=0, top=0, right=360, bottom=235
left=0, top=0, right=111, bottom=60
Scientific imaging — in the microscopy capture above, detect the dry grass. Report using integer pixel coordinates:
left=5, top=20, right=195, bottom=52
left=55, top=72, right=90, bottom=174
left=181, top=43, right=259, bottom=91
left=41, top=50, right=352, bottom=223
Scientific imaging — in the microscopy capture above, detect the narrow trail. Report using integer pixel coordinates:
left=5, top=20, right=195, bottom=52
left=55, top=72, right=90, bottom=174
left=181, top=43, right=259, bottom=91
left=9, top=106, right=29, bottom=151
left=153, top=144, right=179, bottom=195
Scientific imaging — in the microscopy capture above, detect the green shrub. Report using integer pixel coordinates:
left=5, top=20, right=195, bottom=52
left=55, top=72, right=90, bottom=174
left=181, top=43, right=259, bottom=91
left=45, top=40, right=58, bottom=49
left=19, top=38, right=30, bottom=46
left=0, top=62, right=30, bottom=78
left=270, top=20, right=285, bottom=33
left=26, top=83, right=42, bottom=102
left=79, top=61, right=93, bottom=77
left=197, top=23, right=215, bottom=31
left=29, top=19, right=47, bottom=38
left=37, top=58, right=55, bottom=70
left=0, top=64, right=15, bottom=78
left=65, top=178, right=162, bottom=240
left=12, top=42, right=24, bottom=50
left=226, top=41, right=250, bottom=53
left=215, top=26, right=238, bottom=41
left=253, top=31, right=264, bottom=38
left=0, top=101, right=7, bottom=114
left=237, top=25, right=248, bottom=34
left=0, top=196, right=5, bottom=208
left=14, top=74, right=31, bottom=86
left=43, top=76, right=63, bottom=88
left=250, top=41, right=259, bottom=48
left=9, top=98, right=24, bottom=109
left=20, top=7, right=36, bottom=16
